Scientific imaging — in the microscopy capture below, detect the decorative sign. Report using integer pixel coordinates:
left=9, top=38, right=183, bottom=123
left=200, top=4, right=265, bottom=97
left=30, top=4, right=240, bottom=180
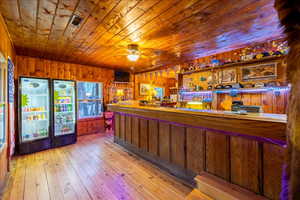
left=241, top=62, right=277, bottom=81
left=7, top=58, right=14, bottom=103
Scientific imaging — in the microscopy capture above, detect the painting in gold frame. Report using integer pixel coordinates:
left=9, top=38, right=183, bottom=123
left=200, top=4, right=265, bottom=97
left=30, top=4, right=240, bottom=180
left=241, top=62, right=277, bottom=81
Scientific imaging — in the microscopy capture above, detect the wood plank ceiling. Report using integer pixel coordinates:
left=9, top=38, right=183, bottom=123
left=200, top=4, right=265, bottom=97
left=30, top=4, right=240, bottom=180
left=0, top=0, right=283, bottom=72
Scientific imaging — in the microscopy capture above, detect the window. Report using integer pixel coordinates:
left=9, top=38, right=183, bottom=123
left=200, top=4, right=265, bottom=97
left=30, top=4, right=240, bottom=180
left=77, top=82, right=103, bottom=119
left=0, top=53, right=6, bottom=149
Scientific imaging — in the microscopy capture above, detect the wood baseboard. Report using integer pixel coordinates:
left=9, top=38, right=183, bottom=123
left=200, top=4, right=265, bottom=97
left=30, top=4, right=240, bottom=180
left=195, top=173, right=268, bottom=200
left=185, top=189, right=214, bottom=200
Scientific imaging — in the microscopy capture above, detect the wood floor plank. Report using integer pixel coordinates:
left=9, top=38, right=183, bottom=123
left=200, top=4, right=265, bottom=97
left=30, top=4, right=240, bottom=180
left=44, top=151, right=65, bottom=200
left=7, top=156, right=26, bottom=200
left=3, top=133, right=191, bottom=200
left=32, top=152, right=50, bottom=200
left=24, top=154, right=38, bottom=200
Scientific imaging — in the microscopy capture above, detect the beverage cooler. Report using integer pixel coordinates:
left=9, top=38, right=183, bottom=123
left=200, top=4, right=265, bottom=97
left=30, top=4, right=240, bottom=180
left=52, top=79, right=76, bottom=147
left=18, top=77, right=77, bottom=154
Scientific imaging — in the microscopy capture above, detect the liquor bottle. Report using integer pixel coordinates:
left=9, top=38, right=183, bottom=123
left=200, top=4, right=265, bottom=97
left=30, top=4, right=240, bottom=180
left=68, top=104, right=72, bottom=111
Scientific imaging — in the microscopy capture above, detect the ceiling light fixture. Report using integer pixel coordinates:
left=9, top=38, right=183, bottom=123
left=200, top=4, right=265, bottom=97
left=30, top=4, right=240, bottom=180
left=127, top=54, right=140, bottom=62
left=127, top=44, right=140, bottom=62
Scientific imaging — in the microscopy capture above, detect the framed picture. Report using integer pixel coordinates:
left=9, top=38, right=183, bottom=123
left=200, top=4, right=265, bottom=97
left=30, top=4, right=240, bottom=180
left=139, top=83, right=151, bottom=96
left=221, top=68, right=237, bottom=84
left=210, top=71, right=222, bottom=85
left=241, top=62, right=277, bottom=81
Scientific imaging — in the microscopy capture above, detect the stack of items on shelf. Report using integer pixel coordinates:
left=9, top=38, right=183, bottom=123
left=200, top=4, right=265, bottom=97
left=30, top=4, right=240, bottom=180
left=181, top=39, right=288, bottom=74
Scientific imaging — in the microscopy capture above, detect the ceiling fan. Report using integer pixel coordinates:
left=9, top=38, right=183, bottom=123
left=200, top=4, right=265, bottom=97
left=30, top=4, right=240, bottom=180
left=127, top=44, right=140, bottom=61
left=113, top=44, right=178, bottom=63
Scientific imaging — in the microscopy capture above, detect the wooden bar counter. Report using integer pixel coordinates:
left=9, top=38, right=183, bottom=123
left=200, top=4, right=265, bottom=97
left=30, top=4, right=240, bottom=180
left=108, top=104, right=287, bottom=200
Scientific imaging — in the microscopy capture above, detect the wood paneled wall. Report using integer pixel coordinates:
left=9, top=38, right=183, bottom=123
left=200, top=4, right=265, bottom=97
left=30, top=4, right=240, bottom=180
left=215, top=91, right=289, bottom=114
left=0, top=14, right=15, bottom=192
left=15, top=56, right=115, bottom=136
left=134, top=74, right=177, bottom=99
left=114, top=113, right=286, bottom=200
left=15, top=56, right=114, bottom=103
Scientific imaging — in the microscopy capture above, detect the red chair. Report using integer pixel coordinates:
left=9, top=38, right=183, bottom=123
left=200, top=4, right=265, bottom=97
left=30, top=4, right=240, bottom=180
left=104, top=112, right=114, bottom=131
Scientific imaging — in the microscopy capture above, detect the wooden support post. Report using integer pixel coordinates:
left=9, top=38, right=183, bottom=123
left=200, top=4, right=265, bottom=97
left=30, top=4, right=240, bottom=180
left=275, top=1, right=300, bottom=199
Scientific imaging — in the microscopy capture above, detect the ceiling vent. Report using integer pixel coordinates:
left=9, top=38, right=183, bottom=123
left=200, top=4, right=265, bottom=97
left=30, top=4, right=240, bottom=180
left=71, top=14, right=83, bottom=26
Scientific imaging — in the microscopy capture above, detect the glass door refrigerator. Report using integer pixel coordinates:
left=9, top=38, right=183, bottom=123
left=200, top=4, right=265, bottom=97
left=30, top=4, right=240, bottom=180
left=18, top=77, right=51, bottom=154
left=52, top=79, right=77, bottom=147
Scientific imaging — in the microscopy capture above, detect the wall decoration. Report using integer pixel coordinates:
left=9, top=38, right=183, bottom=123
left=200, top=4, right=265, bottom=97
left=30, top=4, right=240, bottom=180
left=139, top=83, right=151, bottom=96
left=211, top=71, right=222, bottom=85
left=222, top=68, right=237, bottom=83
left=7, top=58, right=14, bottom=103
left=241, top=62, right=277, bottom=81
left=7, top=58, right=15, bottom=156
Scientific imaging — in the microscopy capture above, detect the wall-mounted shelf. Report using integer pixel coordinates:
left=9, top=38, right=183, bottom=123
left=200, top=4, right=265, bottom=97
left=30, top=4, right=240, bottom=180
left=180, top=55, right=285, bottom=75
left=180, top=86, right=290, bottom=95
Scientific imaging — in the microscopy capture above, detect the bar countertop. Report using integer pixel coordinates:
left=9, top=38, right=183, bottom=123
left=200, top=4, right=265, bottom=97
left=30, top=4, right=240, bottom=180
left=108, top=104, right=287, bottom=142
left=108, top=104, right=286, bottom=123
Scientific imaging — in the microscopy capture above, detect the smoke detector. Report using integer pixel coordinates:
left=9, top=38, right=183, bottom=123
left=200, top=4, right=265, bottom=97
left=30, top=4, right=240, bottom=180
left=71, top=14, right=83, bottom=26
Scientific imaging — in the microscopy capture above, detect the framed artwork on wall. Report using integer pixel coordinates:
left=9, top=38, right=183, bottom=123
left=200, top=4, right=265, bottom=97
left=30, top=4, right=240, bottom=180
left=241, top=62, right=277, bottom=81
left=210, top=71, right=222, bottom=85
left=139, top=83, right=151, bottom=96
left=221, top=68, right=237, bottom=84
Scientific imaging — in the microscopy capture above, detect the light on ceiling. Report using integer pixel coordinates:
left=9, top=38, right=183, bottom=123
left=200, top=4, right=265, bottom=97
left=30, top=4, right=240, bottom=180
left=127, top=54, right=140, bottom=62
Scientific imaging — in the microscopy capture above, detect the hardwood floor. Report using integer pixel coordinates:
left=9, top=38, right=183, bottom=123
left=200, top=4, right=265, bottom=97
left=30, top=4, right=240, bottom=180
left=2, top=133, right=192, bottom=200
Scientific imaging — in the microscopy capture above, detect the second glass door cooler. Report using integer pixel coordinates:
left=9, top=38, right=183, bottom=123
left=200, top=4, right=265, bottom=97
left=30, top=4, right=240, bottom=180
left=52, top=79, right=77, bottom=147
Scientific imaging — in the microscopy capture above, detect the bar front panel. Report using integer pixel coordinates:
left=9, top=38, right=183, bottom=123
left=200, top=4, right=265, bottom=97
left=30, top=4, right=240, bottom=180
left=110, top=105, right=286, bottom=200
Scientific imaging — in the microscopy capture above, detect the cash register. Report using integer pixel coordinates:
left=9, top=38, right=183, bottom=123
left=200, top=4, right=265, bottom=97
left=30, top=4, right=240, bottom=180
left=231, top=101, right=262, bottom=113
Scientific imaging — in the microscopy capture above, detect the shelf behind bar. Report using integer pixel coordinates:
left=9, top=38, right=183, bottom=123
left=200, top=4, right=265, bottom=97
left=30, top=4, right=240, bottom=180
left=180, top=86, right=290, bottom=95
left=180, top=55, right=285, bottom=75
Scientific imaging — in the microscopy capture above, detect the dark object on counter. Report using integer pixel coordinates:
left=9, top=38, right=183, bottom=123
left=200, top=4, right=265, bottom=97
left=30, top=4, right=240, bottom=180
left=254, top=82, right=265, bottom=88
left=239, top=105, right=262, bottom=113
left=161, top=102, right=177, bottom=107
left=243, top=83, right=255, bottom=88
left=215, top=84, right=224, bottom=89
left=273, top=51, right=283, bottom=55
left=262, top=52, right=270, bottom=57
left=224, top=85, right=232, bottom=89
left=265, top=81, right=278, bottom=87
left=207, top=85, right=213, bottom=90
left=139, top=100, right=149, bottom=106
left=232, top=83, right=243, bottom=89
left=231, top=101, right=243, bottom=112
